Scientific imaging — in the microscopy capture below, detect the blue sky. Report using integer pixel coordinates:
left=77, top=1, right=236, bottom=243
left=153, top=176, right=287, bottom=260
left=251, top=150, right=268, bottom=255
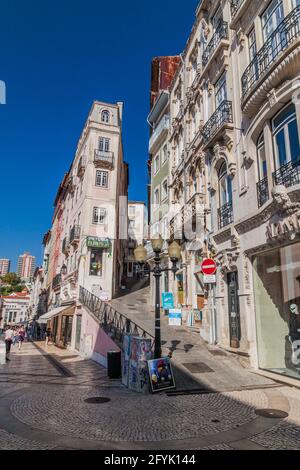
left=0, top=0, right=199, bottom=270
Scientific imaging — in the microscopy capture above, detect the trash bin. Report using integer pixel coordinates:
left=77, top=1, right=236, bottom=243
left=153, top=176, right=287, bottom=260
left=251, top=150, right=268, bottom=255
left=107, top=350, right=121, bottom=379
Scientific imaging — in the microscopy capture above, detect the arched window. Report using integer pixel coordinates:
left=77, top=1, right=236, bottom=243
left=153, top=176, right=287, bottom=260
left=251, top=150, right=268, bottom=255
left=272, top=103, right=300, bottom=169
left=218, top=162, right=232, bottom=207
left=101, top=110, right=110, bottom=123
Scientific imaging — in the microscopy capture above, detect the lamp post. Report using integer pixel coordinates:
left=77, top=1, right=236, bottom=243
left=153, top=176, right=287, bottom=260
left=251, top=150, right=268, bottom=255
left=134, top=235, right=181, bottom=359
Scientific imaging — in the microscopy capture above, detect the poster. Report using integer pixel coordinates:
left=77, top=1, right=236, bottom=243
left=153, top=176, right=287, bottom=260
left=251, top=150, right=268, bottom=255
left=128, top=337, right=152, bottom=393
left=168, top=309, right=182, bottom=326
left=162, top=292, right=174, bottom=310
left=147, top=357, right=176, bottom=393
left=122, top=334, right=132, bottom=387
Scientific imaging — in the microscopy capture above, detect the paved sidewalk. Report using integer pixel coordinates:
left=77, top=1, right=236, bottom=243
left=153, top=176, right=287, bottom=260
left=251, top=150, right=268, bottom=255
left=110, top=286, right=276, bottom=392
left=0, top=342, right=300, bottom=449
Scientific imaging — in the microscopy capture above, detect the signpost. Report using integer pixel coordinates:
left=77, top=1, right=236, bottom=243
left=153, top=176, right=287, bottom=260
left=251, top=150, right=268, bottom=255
left=201, top=258, right=217, bottom=344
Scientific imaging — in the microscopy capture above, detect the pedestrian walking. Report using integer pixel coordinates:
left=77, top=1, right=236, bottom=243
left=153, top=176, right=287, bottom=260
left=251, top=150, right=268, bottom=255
left=12, top=327, right=18, bottom=348
left=4, top=326, right=14, bottom=361
left=17, top=326, right=25, bottom=351
left=45, top=328, right=51, bottom=346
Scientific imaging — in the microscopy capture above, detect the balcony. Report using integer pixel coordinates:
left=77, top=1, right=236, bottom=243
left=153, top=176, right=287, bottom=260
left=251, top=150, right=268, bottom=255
left=202, top=22, right=229, bottom=68
left=52, top=274, right=61, bottom=290
left=273, top=158, right=300, bottom=188
left=202, top=100, right=233, bottom=148
left=257, top=177, right=269, bottom=208
left=149, top=115, right=170, bottom=152
left=77, top=156, right=87, bottom=177
left=62, top=237, right=71, bottom=255
left=241, top=6, right=300, bottom=113
left=94, top=150, right=114, bottom=169
left=230, top=0, right=251, bottom=29
left=70, top=225, right=81, bottom=245
left=218, top=201, right=233, bottom=229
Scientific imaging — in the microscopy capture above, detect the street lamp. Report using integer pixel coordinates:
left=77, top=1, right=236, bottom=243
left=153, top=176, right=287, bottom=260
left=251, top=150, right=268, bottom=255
left=134, top=235, right=181, bottom=359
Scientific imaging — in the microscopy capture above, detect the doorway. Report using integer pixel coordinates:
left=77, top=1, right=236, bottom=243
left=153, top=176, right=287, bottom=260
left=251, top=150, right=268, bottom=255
left=227, top=272, right=241, bottom=348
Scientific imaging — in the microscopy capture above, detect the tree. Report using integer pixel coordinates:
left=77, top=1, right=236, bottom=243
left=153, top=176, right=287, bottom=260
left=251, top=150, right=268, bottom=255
left=0, top=273, right=21, bottom=286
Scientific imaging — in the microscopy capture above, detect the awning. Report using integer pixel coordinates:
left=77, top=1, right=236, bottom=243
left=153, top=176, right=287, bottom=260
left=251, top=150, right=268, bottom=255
left=37, top=306, right=69, bottom=324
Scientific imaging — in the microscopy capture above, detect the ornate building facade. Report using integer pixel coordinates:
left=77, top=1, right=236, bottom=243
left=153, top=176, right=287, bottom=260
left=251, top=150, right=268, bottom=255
left=149, top=0, right=300, bottom=380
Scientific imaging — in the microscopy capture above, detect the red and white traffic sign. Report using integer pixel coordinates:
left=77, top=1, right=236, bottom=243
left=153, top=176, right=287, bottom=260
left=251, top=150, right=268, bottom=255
left=201, top=258, right=217, bottom=275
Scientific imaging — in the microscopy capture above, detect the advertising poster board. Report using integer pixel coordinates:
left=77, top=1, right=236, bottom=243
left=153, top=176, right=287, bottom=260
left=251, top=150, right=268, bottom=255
left=147, top=357, right=176, bottom=393
left=162, top=292, right=174, bottom=310
left=128, top=337, right=152, bottom=393
left=168, top=309, right=182, bottom=326
left=122, top=334, right=132, bottom=387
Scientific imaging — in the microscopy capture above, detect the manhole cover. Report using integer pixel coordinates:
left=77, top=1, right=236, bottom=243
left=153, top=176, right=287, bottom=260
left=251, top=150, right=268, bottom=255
left=182, top=363, right=214, bottom=374
left=84, top=397, right=111, bottom=404
left=255, top=409, right=288, bottom=419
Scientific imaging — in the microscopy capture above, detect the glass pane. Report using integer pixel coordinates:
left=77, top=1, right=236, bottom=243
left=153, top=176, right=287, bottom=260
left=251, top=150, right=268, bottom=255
left=258, top=145, right=267, bottom=178
left=220, top=176, right=227, bottom=205
left=227, top=176, right=233, bottom=203
left=273, top=104, right=295, bottom=132
left=275, top=129, right=287, bottom=167
left=253, top=244, right=300, bottom=380
left=288, top=119, right=300, bottom=162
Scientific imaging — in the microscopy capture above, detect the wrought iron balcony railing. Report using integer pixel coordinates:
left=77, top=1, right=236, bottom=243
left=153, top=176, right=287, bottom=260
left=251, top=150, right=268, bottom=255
left=202, top=21, right=229, bottom=67
left=218, top=201, right=233, bottom=229
left=79, top=286, right=154, bottom=348
left=242, top=6, right=300, bottom=99
left=202, top=100, right=233, bottom=146
left=231, top=0, right=245, bottom=19
left=149, top=115, right=170, bottom=151
left=94, top=150, right=114, bottom=168
left=70, top=225, right=81, bottom=245
left=273, top=158, right=300, bottom=188
left=52, top=274, right=61, bottom=290
left=257, top=176, right=269, bottom=208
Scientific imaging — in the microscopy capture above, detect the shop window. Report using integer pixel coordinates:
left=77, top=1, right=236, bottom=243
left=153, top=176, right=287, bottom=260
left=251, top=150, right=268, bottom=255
left=90, top=250, right=103, bottom=276
left=253, top=244, right=300, bottom=380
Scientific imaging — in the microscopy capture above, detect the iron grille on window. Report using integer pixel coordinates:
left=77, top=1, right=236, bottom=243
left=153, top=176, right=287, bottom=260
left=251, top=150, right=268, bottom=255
left=202, top=21, right=229, bottom=67
left=242, top=6, right=300, bottom=98
left=273, top=158, right=300, bottom=188
left=218, top=201, right=233, bottom=229
left=257, top=176, right=269, bottom=208
left=202, top=101, right=233, bottom=145
left=52, top=274, right=61, bottom=290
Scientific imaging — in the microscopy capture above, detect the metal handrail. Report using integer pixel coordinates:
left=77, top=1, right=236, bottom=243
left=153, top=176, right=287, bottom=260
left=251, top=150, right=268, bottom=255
left=202, top=100, right=233, bottom=145
left=231, top=0, right=245, bottom=19
left=218, top=201, right=233, bottom=229
left=242, top=6, right=300, bottom=98
left=79, top=286, right=154, bottom=348
left=257, top=176, right=269, bottom=208
left=273, top=157, right=300, bottom=188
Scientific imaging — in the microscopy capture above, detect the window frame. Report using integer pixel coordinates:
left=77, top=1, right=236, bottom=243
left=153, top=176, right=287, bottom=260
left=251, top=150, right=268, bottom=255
left=101, top=110, right=110, bottom=124
left=154, top=154, right=160, bottom=174
left=161, top=179, right=168, bottom=201
left=95, top=170, right=109, bottom=188
left=272, top=102, right=300, bottom=169
left=93, top=207, right=107, bottom=225
left=99, top=137, right=110, bottom=152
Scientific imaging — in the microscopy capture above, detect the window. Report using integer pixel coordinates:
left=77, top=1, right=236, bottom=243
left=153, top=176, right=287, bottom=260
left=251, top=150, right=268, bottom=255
left=90, top=249, right=103, bottom=276
left=219, top=162, right=232, bottom=207
left=257, top=133, right=267, bottom=180
left=248, top=28, right=257, bottom=61
left=96, top=170, right=108, bottom=187
left=215, top=73, right=227, bottom=109
left=99, top=137, right=110, bottom=152
left=101, top=110, right=110, bottom=123
left=262, top=0, right=284, bottom=42
left=162, top=145, right=168, bottom=164
left=212, top=5, right=223, bottom=30
left=162, top=180, right=168, bottom=200
left=272, top=103, right=300, bottom=168
left=154, top=188, right=160, bottom=205
left=154, top=155, right=159, bottom=174
left=93, top=207, right=107, bottom=224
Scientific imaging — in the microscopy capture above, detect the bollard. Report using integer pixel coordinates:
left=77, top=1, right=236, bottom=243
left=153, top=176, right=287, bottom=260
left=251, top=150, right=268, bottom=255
left=0, top=341, right=6, bottom=365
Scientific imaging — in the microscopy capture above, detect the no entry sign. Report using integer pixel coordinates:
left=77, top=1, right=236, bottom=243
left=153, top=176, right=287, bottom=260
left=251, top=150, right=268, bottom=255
left=201, top=258, right=217, bottom=275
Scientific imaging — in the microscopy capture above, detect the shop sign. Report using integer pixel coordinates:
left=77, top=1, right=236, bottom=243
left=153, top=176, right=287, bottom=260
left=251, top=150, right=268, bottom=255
left=162, top=292, right=174, bottom=310
left=168, top=309, right=182, bottom=326
left=203, top=274, right=216, bottom=284
left=148, top=357, right=176, bottom=393
left=86, top=237, right=111, bottom=249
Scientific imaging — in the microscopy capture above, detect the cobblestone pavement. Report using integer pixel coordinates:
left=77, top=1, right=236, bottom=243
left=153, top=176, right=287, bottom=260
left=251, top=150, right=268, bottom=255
left=1, top=342, right=300, bottom=450
left=110, top=287, right=275, bottom=392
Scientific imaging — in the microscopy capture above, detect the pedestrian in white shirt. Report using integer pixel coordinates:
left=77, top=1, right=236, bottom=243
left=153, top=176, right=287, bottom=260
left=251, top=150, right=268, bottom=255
left=4, top=326, right=14, bottom=360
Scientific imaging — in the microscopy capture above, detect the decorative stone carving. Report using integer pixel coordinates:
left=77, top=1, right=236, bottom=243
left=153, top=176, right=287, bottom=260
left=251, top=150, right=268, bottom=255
left=266, top=185, right=300, bottom=242
left=237, top=28, right=246, bottom=48
left=267, top=88, right=278, bottom=107
left=228, top=162, right=237, bottom=177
